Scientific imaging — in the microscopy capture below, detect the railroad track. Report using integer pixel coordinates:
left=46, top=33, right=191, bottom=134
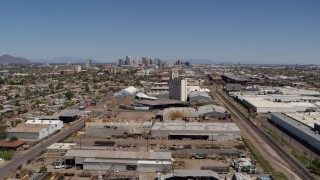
left=214, top=86, right=316, bottom=180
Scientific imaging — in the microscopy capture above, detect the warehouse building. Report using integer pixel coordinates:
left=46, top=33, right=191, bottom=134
left=114, top=86, right=140, bottom=98
left=25, top=119, right=63, bottom=130
left=135, top=92, right=158, bottom=100
left=242, top=97, right=317, bottom=113
left=160, top=169, right=219, bottom=180
left=225, top=83, right=241, bottom=92
left=59, top=109, right=81, bottom=123
left=7, top=123, right=55, bottom=140
left=64, top=150, right=172, bottom=172
left=188, top=91, right=216, bottom=105
left=151, top=122, right=241, bottom=140
left=271, top=113, right=320, bottom=152
left=158, top=104, right=230, bottom=121
left=137, top=99, right=187, bottom=109
left=221, top=75, right=249, bottom=84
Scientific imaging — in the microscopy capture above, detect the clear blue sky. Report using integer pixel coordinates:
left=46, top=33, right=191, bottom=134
left=0, top=0, right=319, bottom=64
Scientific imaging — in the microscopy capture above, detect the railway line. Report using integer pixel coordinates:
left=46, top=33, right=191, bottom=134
left=213, top=85, right=316, bottom=180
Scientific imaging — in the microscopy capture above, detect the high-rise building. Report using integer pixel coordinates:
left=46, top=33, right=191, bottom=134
left=125, top=55, right=132, bottom=66
left=142, top=57, right=150, bottom=67
left=118, top=59, right=124, bottom=67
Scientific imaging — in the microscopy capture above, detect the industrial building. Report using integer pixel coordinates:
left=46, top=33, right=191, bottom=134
left=169, top=78, right=187, bottom=101
left=221, top=75, right=249, bottom=84
left=151, top=121, right=241, bottom=140
left=160, top=169, right=219, bottom=180
left=137, top=99, right=188, bottom=109
left=241, top=97, right=317, bottom=113
left=158, top=104, right=230, bottom=121
left=59, top=109, right=81, bottom=123
left=114, top=86, right=140, bottom=98
left=225, top=83, right=241, bottom=92
left=7, top=123, right=56, bottom=140
left=64, top=150, right=172, bottom=172
left=25, top=119, right=63, bottom=130
left=46, top=143, right=77, bottom=152
left=188, top=91, right=216, bottom=105
left=135, top=92, right=158, bottom=100
left=271, top=113, right=320, bottom=152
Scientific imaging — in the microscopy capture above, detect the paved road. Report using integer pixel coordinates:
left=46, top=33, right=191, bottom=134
left=0, top=119, right=85, bottom=179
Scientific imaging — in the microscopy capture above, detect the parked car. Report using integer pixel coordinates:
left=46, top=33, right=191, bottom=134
left=53, top=162, right=65, bottom=169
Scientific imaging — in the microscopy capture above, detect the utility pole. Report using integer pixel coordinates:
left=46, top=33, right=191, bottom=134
left=309, top=149, right=313, bottom=167
left=147, top=137, right=149, bottom=151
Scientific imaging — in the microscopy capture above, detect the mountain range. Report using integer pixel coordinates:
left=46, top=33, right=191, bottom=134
left=0, top=54, right=31, bottom=64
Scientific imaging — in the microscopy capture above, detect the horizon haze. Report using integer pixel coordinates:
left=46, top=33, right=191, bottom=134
left=0, top=0, right=319, bottom=64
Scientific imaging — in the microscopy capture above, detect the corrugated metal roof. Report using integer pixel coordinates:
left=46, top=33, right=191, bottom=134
left=65, top=150, right=172, bottom=160
left=161, top=169, right=219, bottom=179
left=7, top=123, right=51, bottom=133
left=59, top=109, right=81, bottom=117
left=124, top=86, right=138, bottom=94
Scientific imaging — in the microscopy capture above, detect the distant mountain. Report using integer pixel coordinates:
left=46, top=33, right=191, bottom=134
left=0, top=54, right=31, bottom=64
left=32, top=56, right=101, bottom=64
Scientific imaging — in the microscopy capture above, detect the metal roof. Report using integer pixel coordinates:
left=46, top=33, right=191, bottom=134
left=188, top=91, right=212, bottom=99
left=272, top=113, right=320, bottom=141
left=135, top=92, right=158, bottom=100
left=152, top=122, right=240, bottom=132
left=59, top=109, right=81, bottom=117
left=161, top=169, right=219, bottom=179
left=65, top=150, right=172, bottom=160
left=7, top=123, right=51, bottom=133
left=124, top=86, right=139, bottom=94
left=284, top=112, right=320, bottom=128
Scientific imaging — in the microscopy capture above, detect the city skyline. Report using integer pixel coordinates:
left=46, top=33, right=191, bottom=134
left=0, top=0, right=319, bottom=64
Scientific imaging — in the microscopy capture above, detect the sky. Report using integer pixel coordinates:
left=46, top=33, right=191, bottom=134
left=0, top=0, right=319, bottom=64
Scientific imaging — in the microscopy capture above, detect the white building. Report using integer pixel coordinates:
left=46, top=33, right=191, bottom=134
left=242, top=97, right=317, bottom=113
left=114, top=86, right=140, bottom=98
left=26, top=119, right=63, bottom=131
left=73, top=65, right=82, bottom=72
left=7, top=124, right=55, bottom=140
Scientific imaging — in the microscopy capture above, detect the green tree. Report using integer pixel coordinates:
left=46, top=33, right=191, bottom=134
left=39, top=165, right=47, bottom=173
left=65, top=91, right=74, bottom=100
left=15, top=101, right=20, bottom=107
left=57, top=94, right=63, bottom=99
left=10, top=136, right=18, bottom=142
left=0, top=79, right=5, bottom=84
left=22, top=108, right=28, bottom=114
left=48, top=83, right=54, bottom=89
left=0, top=126, right=7, bottom=139
left=6, top=95, right=12, bottom=100
left=84, top=84, right=90, bottom=92
left=15, top=94, right=20, bottom=99
left=56, top=83, right=63, bottom=90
